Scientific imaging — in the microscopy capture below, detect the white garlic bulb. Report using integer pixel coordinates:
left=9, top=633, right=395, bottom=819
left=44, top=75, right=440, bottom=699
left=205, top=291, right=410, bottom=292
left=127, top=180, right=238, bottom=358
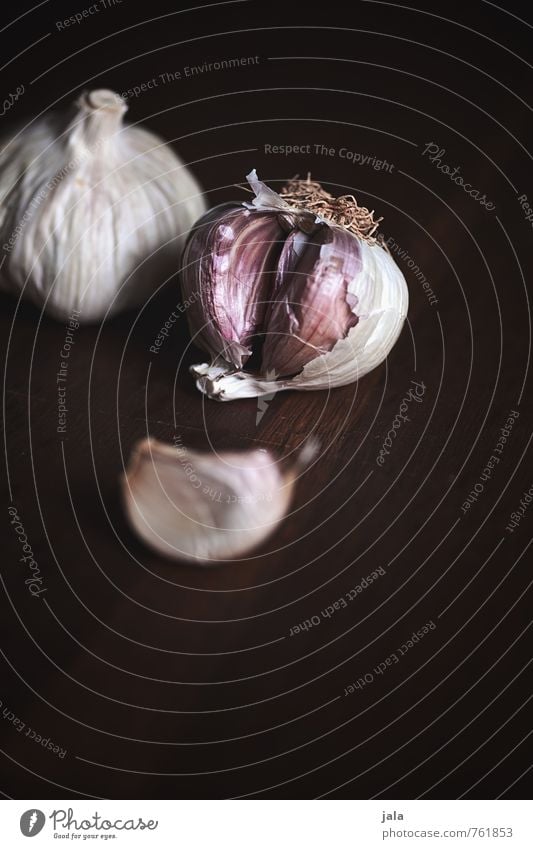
left=122, top=437, right=316, bottom=562
left=0, top=89, right=205, bottom=320
left=184, top=171, right=408, bottom=400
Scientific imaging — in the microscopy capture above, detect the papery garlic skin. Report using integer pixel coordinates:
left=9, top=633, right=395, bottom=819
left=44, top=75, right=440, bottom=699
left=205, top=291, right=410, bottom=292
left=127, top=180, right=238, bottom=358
left=122, top=437, right=313, bottom=562
left=0, top=89, right=205, bottom=321
left=187, top=171, right=408, bottom=400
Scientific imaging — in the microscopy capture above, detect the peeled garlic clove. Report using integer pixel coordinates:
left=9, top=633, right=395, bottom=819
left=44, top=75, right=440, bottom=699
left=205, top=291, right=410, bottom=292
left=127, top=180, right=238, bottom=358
left=261, top=223, right=360, bottom=377
left=181, top=204, right=286, bottom=368
left=0, top=89, right=205, bottom=321
left=122, top=437, right=314, bottom=562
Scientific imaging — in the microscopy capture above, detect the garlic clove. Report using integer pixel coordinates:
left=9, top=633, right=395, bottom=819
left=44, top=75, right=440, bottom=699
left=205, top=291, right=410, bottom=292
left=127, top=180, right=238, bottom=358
left=0, top=89, right=205, bottom=321
left=122, top=437, right=315, bottom=562
left=181, top=204, right=286, bottom=368
left=261, top=223, right=360, bottom=378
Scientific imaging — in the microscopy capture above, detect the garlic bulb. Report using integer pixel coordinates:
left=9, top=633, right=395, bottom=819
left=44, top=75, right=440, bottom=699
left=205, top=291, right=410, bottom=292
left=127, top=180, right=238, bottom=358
left=122, top=437, right=316, bottom=562
left=182, top=171, right=408, bottom=400
left=0, top=89, right=205, bottom=320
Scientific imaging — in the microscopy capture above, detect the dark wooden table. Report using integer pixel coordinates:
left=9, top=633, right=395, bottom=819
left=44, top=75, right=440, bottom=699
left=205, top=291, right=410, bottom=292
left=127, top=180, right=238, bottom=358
left=1, top=0, right=532, bottom=799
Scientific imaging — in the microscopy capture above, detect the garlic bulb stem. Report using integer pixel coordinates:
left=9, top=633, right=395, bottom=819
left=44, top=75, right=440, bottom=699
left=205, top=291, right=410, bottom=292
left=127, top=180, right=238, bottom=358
left=66, top=90, right=127, bottom=154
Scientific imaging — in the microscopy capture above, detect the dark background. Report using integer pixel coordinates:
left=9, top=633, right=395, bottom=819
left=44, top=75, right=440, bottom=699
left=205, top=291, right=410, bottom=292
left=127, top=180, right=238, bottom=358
left=0, top=0, right=532, bottom=799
